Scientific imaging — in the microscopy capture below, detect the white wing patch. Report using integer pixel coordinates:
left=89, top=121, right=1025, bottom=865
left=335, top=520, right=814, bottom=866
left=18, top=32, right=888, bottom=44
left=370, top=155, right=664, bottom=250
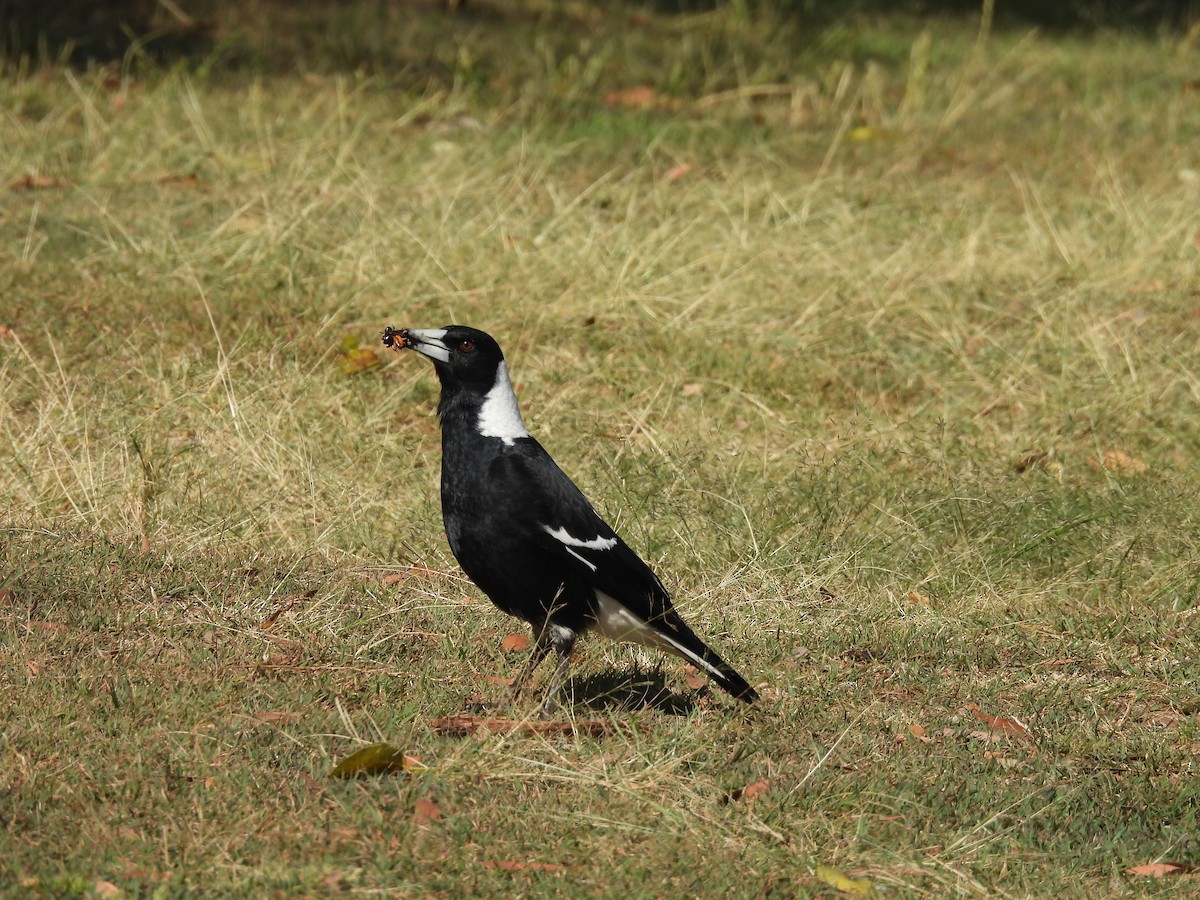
left=543, top=526, right=617, bottom=551
left=478, top=360, right=530, bottom=445
left=592, top=591, right=726, bottom=681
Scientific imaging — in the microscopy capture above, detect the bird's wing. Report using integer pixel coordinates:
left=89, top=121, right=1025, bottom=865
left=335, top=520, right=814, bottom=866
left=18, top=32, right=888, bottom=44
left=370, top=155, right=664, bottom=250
left=496, top=441, right=759, bottom=703
left=498, top=443, right=674, bottom=621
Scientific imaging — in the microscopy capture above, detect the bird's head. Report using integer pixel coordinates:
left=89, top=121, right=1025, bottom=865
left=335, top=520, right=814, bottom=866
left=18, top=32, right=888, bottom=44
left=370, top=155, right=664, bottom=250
left=383, top=325, right=506, bottom=391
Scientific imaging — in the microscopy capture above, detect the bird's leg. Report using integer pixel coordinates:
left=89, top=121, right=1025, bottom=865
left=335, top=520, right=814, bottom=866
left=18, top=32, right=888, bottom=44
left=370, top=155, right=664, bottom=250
left=508, top=631, right=551, bottom=699
left=539, top=635, right=576, bottom=717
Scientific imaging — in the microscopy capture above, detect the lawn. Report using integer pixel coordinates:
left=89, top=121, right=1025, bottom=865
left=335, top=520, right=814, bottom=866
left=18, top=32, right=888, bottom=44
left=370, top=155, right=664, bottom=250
left=1, top=2, right=1198, bottom=895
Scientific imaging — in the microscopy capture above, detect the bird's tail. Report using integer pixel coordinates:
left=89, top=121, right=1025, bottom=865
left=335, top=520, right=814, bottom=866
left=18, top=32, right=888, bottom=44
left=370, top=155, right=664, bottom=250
left=686, top=639, right=759, bottom=703
left=653, top=616, right=758, bottom=703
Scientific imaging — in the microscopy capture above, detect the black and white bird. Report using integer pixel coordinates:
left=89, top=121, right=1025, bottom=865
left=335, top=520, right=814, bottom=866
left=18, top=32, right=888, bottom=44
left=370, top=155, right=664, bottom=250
left=385, top=324, right=758, bottom=711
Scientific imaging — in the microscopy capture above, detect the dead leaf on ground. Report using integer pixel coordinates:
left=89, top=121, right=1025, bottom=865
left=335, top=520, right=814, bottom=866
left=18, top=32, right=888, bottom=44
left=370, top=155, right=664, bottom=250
left=683, top=665, right=707, bottom=690
left=815, top=864, right=875, bottom=895
left=1126, top=862, right=1193, bottom=877
left=329, top=743, right=423, bottom=779
left=907, top=724, right=932, bottom=743
left=906, top=590, right=931, bottom=606
left=10, top=174, right=66, bottom=191
left=0, top=588, right=17, bottom=606
left=0, top=326, right=13, bottom=339
left=1090, top=450, right=1148, bottom=475
left=338, top=336, right=383, bottom=376
left=381, top=572, right=407, bottom=586
left=500, top=633, right=531, bottom=652
left=965, top=703, right=1032, bottom=740
left=1013, top=449, right=1048, bottom=473
left=680, top=382, right=702, bottom=397
left=664, top=162, right=693, bottom=182
left=412, top=798, right=441, bottom=825
left=1140, top=709, right=1180, bottom=729
left=92, top=880, right=122, bottom=898
left=481, top=860, right=567, bottom=873
left=725, top=778, right=771, bottom=803
left=429, top=715, right=617, bottom=738
left=156, top=172, right=200, bottom=188
left=604, top=85, right=659, bottom=109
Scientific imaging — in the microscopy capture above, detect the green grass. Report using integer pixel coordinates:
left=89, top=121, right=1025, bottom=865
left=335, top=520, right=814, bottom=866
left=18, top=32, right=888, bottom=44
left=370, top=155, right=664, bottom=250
left=2, top=2, right=1199, bottom=895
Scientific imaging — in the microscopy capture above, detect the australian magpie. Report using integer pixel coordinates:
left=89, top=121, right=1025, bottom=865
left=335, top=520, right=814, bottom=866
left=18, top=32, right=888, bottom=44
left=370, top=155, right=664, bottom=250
left=385, top=324, right=758, bottom=711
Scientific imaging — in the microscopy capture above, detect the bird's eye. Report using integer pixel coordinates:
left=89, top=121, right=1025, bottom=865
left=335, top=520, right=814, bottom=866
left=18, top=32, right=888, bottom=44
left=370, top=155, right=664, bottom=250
left=458, top=340, right=476, bottom=352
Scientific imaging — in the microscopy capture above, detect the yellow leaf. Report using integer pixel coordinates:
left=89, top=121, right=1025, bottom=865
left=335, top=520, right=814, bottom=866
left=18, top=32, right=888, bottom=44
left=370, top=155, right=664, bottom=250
left=338, top=346, right=382, bottom=376
left=329, top=743, right=423, bottom=779
left=816, top=864, right=875, bottom=895
left=848, top=126, right=899, bottom=142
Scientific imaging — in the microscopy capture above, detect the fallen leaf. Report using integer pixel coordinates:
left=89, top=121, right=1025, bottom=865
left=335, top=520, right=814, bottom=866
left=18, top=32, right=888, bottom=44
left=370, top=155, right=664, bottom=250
left=338, top=337, right=383, bottom=376
left=381, top=572, right=407, bottom=586
left=329, top=743, right=422, bottom=779
left=1013, top=449, right=1048, bottom=473
left=156, top=172, right=200, bottom=188
left=1126, top=862, right=1192, bottom=877
left=727, top=778, right=770, bottom=802
left=848, top=125, right=900, bottom=142
left=412, top=798, right=441, bottom=825
left=92, top=880, right=122, bottom=898
left=10, top=174, right=66, bottom=191
left=815, top=864, right=875, bottom=895
left=1090, top=450, right=1148, bottom=475
left=429, top=715, right=617, bottom=738
left=965, top=703, right=1032, bottom=740
left=681, top=383, right=702, bottom=397
left=683, top=665, right=707, bottom=690
left=0, top=326, right=13, bottom=339
left=604, top=85, right=658, bottom=109
left=0, top=588, right=17, bottom=605
left=1140, top=709, right=1180, bottom=729
left=664, top=162, right=693, bottom=182
left=500, top=633, right=531, bottom=653
left=906, top=590, right=930, bottom=606
left=908, top=724, right=932, bottom=743
left=481, top=861, right=567, bottom=873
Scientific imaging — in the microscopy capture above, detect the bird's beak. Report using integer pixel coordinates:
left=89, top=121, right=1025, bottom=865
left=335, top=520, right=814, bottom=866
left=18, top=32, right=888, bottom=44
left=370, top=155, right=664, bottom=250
left=387, top=327, right=451, bottom=363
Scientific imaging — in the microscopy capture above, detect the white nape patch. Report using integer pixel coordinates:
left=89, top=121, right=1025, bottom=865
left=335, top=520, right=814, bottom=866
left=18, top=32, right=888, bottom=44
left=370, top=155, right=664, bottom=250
left=407, top=328, right=450, bottom=363
left=593, top=590, right=725, bottom=681
left=478, top=360, right=530, bottom=445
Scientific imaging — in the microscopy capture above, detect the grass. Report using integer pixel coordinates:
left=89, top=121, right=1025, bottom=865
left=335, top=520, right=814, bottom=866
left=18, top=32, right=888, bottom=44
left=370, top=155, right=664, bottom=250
left=2, top=1, right=1199, bottom=895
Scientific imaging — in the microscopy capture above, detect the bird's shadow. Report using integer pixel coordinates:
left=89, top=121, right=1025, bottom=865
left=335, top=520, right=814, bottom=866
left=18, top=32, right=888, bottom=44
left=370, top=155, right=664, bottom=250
left=564, top=669, right=697, bottom=715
